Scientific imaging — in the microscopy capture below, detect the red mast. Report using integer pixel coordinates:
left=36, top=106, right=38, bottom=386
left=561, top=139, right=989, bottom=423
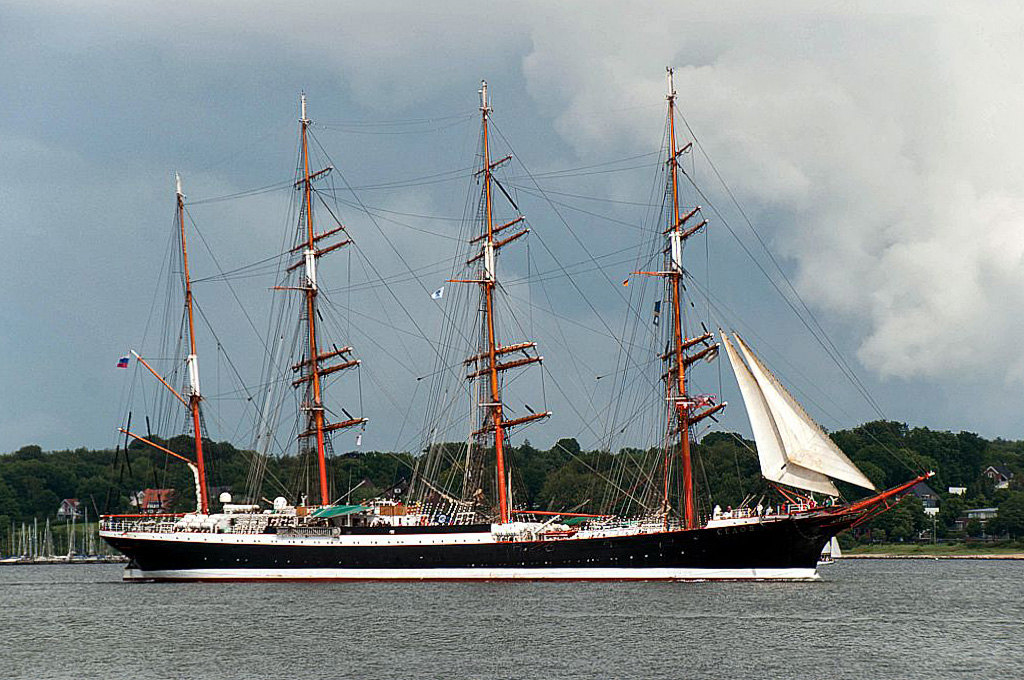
left=464, top=81, right=549, bottom=524
left=293, top=94, right=366, bottom=506
left=175, top=174, right=210, bottom=514
left=652, top=69, right=725, bottom=528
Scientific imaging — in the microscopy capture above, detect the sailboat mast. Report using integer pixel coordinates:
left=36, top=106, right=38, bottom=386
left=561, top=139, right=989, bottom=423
left=665, top=68, right=695, bottom=529
left=176, top=174, right=210, bottom=514
left=299, top=94, right=331, bottom=506
left=479, top=81, right=510, bottom=525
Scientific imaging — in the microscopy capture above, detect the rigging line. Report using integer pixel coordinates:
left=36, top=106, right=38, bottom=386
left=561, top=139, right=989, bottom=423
left=680, top=174, right=886, bottom=420
left=191, top=116, right=295, bottom=176
left=184, top=209, right=272, bottom=355
left=503, top=150, right=660, bottom=179
left=190, top=299, right=261, bottom=410
left=531, top=229, right=661, bottom=369
left=548, top=438, right=648, bottom=509
left=316, top=165, right=475, bottom=192
left=312, top=205, right=442, bottom=373
left=327, top=200, right=469, bottom=223
left=501, top=289, right=653, bottom=353
left=502, top=253, right=646, bottom=290
left=503, top=160, right=659, bottom=182
left=682, top=270, right=853, bottom=421
left=675, top=110, right=885, bottom=418
left=603, top=134, right=668, bottom=451
left=503, top=184, right=649, bottom=231
left=315, top=117, right=475, bottom=136
left=187, top=179, right=294, bottom=206
left=330, top=197, right=465, bottom=241
left=316, top=111, right=478, bottom=127
left=393, top=377, right=421, bottom=451
left=325, top=261, right=452, bottom=296
left=491, top=124, right=656, bottom=313
left=307, top=133, right=477, bottom=391
left=504, top=184, right=667, bottom=208
left=191, top=251, right=285, bottom=284
left=323, top=262, right=420, bottom=376
left=502, top=241, right=646, bottom=286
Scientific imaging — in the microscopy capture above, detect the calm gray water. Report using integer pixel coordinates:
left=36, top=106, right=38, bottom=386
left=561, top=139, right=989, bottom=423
left=1, top=560, right=1021, bottom=679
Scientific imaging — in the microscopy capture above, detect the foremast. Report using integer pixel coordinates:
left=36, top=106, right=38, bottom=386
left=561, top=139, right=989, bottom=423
left=640, top=68, right=725, bottom=528
left=293, top=94, right=366, bottom=506
left=462, top=81, right=549, bottom=524
left=175, top=174, right=210, bottom=514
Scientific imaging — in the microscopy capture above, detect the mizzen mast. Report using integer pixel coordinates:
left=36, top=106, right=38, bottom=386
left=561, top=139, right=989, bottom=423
left=462, top=81, right=550, bottom=524
left=293, top=94, right=366, bottom=506
left=175, top=173, right=210, bottom=514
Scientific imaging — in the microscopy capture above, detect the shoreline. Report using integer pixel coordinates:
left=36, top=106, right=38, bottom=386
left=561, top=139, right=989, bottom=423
left=844, top=553, right=1024, bottom=560
left=0, top=557, right=126, bottom=566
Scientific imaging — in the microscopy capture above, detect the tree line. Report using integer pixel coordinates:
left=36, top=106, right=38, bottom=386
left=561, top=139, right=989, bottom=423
left=1, top=420, right=1022, bottom=545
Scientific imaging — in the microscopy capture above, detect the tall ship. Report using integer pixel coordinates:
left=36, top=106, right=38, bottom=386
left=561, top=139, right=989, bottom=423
left=100, top=74, right=929, bottom=581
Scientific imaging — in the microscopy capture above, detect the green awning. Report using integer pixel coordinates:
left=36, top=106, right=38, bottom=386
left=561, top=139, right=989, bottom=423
left=564, top=517, right=592, bottom=526
left=310, top=504, right=369, bottom=519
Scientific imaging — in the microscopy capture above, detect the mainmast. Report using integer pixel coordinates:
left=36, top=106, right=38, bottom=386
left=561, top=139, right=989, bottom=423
left=463, top=81, right=549, bottom=524
left=293, top=94, right=366, bottom=506
left=659, top=69, right=724, bottom=528
left=175, top=173, right=210, bottom=514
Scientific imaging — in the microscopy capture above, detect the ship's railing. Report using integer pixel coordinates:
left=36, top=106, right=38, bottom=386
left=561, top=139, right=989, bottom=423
left=709, top=506, right=761, bottom=522
left=100, top=514, right=184, bottom=535
left=273, top=525, right=336, bottom=537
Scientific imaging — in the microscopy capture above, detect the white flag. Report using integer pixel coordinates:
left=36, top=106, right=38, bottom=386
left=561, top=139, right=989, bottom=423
left=431, top=286, right=444, bottom=300
left=356, top=432, right=363, bottom=447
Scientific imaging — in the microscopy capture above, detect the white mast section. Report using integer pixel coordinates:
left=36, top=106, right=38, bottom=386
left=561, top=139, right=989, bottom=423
left=721, top=333, right=839, bottom=496
left=178, top=172, right=201, bottom=400
left=732, top=334, right=876, bottom=491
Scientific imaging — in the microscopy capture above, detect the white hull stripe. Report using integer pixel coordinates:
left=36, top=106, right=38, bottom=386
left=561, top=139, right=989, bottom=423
left=124, top=566, right=821, bottom=582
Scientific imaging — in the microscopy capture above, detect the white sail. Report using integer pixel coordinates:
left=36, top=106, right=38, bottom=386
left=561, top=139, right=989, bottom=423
left=733, top=334, right=876, bottom=491
left=720, top=333, right=839, bottom=496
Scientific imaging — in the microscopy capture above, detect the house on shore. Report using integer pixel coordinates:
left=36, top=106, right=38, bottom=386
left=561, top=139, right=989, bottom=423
left=129, top=488, right=178, bottom=514
left=57, top=498, right=82, bottom=520
left=983, top=465, right=1014, bottom=490
left=956, top=507, right=999, bottom=532
left=902, top=481, right=941, bottom=516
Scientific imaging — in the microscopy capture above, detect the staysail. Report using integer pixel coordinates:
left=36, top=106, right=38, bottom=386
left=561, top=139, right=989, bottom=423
left=720, top=334, right=839, bottom=496
left=721, top=332, right=876, bottom=494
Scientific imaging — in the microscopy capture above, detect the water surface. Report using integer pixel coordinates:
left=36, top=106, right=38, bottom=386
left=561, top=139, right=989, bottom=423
left=1, top=560, right=1021, bottom=679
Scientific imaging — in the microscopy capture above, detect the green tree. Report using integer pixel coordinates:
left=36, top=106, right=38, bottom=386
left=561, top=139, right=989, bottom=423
left=989, top=492, right=1024, bottom=538
left=937, top=494, right=966, bottom=532
left=965, top=518, right=984, bottom=538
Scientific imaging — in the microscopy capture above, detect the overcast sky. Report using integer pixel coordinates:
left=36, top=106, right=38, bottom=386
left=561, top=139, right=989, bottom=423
left=3, top=1, right=1024, bottom=454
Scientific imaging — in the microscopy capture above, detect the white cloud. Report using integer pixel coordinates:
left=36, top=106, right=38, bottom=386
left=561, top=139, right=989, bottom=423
left=519, top=2, right=1024, bottom=384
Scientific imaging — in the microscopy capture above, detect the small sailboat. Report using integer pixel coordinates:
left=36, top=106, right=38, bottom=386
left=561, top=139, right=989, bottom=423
left=819, top=536, right=843, bottom=565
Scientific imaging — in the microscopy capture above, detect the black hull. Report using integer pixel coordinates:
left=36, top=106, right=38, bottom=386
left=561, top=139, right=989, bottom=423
left=102, top=514, right=849, bottom=581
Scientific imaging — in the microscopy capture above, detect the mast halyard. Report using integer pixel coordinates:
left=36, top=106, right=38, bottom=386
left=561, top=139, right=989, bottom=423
left=294, top=94, right=366, bottom=506
left=176, top=173, right=210, bottom=514
left=463, top=81, right=549, bottom=524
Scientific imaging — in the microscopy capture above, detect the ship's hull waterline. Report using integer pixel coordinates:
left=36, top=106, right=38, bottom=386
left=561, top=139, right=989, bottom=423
left=101, top=514, right=845, bottom=582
